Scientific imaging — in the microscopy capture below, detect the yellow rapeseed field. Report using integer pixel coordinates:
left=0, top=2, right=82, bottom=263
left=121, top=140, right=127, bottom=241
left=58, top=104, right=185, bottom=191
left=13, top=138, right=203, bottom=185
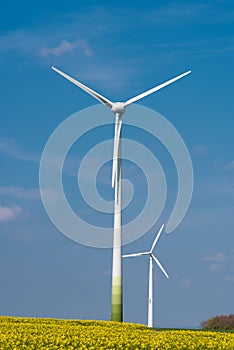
left=0, top=316, right=233, bottom=349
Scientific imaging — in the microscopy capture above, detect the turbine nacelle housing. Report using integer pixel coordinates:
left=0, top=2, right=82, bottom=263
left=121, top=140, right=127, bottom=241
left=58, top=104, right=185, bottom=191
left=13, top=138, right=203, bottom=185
left=111, top=102, right=125, bottom=116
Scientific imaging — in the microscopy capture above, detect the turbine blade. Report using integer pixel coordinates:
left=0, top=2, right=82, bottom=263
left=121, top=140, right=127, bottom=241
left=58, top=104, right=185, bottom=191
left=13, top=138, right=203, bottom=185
left=51, top=66, right=113, bottom=108
left=123, top=252, right=149, bottom=258
left=151, top=254, right=169, bottom=279
left=112, top=118, right=122, bottom=188
left=111, top=120, right=118, bottom=188
left=150, top=224, right=165, bottom=253
left=124, top=70, right=191, bottom=107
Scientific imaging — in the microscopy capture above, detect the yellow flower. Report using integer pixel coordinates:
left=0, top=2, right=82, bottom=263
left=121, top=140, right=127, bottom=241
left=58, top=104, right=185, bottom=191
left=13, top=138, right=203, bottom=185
left=0, top=316, right=234, bottom=349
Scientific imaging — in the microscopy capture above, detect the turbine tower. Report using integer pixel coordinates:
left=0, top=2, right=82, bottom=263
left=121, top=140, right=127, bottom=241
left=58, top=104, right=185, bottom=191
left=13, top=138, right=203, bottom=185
left=51, top=66, right=191, bottom=322
left=123, top=224, right=169, bottom=327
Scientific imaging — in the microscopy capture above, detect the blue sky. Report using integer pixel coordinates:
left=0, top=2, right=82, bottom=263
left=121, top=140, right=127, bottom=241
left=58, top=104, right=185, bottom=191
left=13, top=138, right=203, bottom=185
left=0, top=0, right=234, bottom=328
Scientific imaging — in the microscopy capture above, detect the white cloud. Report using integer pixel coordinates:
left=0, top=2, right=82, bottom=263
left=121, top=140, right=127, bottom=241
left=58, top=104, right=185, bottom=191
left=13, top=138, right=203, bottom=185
left=0, top=187, right=39, bottom=200
left=225, top=274, right=234, bottom=283
left=181, top=277, right=192, bottom=288
left=203, top=253, right=228, bottom=263
left=144, top=2, right=234, bottom=24
left=0, top=206, right=23, bottom=222
left=226, top=160, right=234, bottom=170
left=144, top=3, right=205, bottom=22
left=0, top=29, right=37, bottom=55
left=208, top=263, right=223, bottom=272
left=0, top=138, right=38, bottom=162
left=40, top=39, right=92, bottom=57
left=0, top=29, right=93, bottom=66
left=191, top=145, right=208, bottom=157
left=0, top=185, right=63, bottom=205
left=203, top=253, right=229, bottom=273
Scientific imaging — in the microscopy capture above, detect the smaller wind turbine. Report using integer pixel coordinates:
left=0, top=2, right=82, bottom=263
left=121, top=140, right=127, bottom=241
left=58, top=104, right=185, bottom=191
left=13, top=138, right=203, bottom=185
left=123, top=224, right=169, bottom=328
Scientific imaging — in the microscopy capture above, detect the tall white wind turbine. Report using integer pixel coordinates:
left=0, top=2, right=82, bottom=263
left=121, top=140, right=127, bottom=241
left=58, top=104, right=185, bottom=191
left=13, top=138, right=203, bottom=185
left=123, top=224, right=169, bottom=327
left=51, top=66, right=191, bottom=322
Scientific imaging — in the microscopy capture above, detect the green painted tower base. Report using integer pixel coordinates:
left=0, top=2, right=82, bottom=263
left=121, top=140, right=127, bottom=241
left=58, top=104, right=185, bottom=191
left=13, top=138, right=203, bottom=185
left=111, top=276, right=123, bottom=322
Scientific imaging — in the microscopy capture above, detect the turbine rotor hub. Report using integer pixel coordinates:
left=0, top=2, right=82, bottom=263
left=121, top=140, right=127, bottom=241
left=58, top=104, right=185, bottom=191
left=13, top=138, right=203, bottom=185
left=112, top=102, right=125, bottom=116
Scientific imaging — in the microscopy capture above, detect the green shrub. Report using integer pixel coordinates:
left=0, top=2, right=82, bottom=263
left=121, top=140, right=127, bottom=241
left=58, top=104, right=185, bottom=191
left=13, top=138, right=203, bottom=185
left=201, top=314, right=234, bottom=330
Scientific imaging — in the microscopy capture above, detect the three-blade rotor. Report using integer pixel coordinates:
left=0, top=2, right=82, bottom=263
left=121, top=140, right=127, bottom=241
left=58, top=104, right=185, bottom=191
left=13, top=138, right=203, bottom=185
left=122, top=224, right=169, bottom=279
left=51, top=66, right=191, bottom=110
left=51, top=66, right=191, bottom=197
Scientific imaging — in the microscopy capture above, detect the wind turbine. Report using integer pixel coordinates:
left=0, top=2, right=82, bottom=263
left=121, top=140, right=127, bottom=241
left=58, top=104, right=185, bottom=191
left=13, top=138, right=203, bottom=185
left=51, top=66, right=191, bottom=322
left=123, top=224, right=169, bottom=328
